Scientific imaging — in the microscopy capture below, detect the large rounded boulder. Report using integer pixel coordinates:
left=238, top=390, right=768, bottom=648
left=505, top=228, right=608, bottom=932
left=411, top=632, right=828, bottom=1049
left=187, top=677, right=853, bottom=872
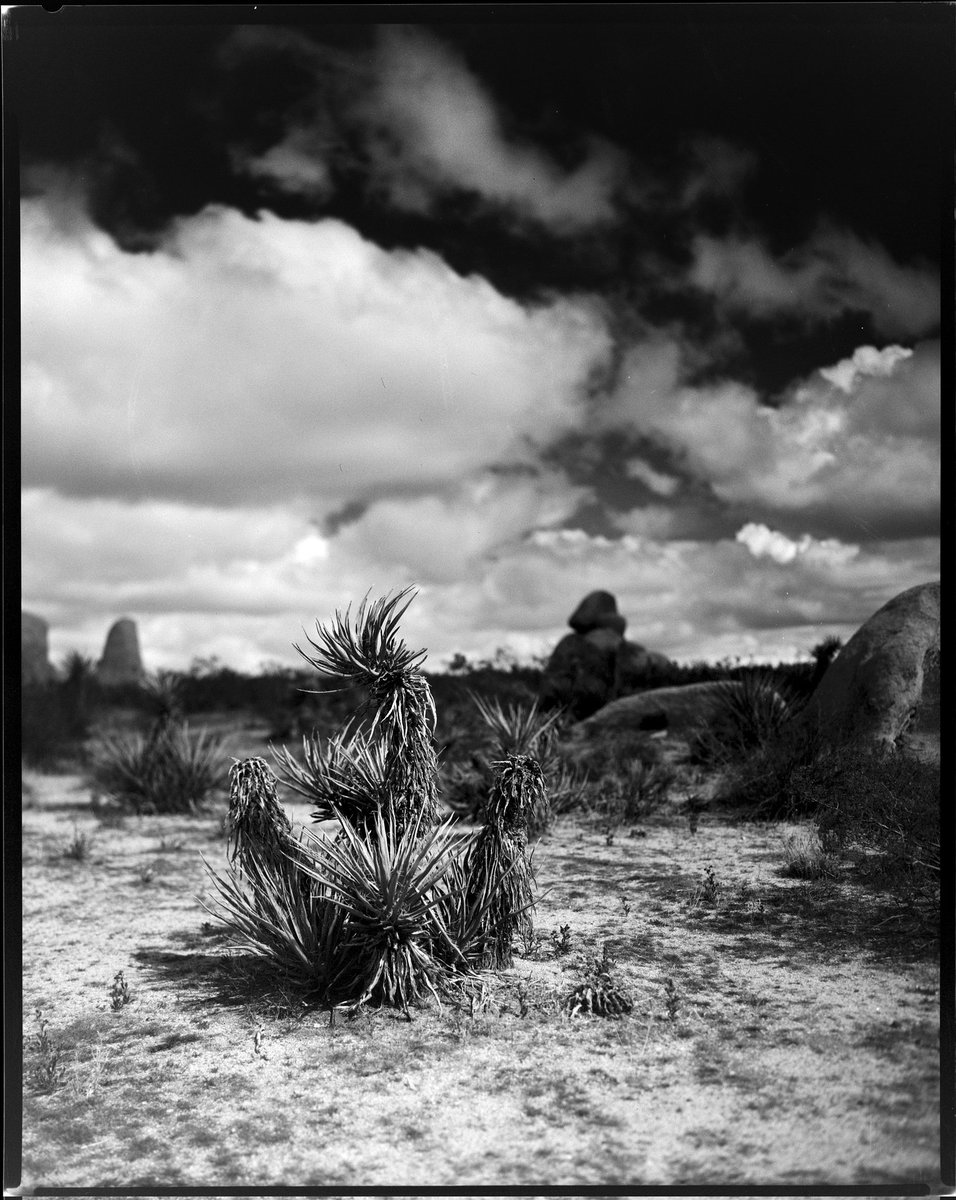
left=580, top=681, right=752, bottom=737
left=796, top=581, right=939, bottom=756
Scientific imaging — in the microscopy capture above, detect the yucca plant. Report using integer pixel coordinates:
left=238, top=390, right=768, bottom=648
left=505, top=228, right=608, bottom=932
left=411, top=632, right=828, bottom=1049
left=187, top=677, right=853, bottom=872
left=291, top=809, right=479, bottom=1009
left=89, top=722, right=227, bottom=813
left=204, top=757, right=344, bottom=993
left=205, top=788, right=506, bottom=1006
left=279, top=589, right=441, bottom=838
left=691, top=670, right=801, bottom=767
left=205, top=595, right=544, bottom=1010
left=464, top=754, right=543, bottom=968
left=456, top=694, right=584, bottom=834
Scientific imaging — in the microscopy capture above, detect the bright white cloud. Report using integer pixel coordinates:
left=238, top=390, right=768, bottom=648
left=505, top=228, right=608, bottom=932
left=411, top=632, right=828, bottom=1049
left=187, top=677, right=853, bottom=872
left=362, top=27, right=627, bottom=231
left=735, top=522, right=860, bottom=568
left=603, top=333, right=940, bottom=536
left=818, top=344, right=913, bottom=393
left=21, top=195, right=612, bottom=507
left=688, top=227, right=939, bottom=338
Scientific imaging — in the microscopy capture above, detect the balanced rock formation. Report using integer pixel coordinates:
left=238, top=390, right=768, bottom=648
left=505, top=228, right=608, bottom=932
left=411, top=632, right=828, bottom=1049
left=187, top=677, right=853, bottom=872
left=795, top=581, right=939, bottom=757
left=569, top=591, right=626, bottom=637
left=22, top=611, right=54, bottom=685
left=96, top=617, right=146, bottom=687
left=540, top=591, right=676, bottom=719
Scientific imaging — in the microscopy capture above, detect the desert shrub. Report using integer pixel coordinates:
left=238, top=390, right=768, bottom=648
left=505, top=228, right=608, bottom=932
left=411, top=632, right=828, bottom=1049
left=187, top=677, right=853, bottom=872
left=722, top=734, right=938, bottom=917
left=779, top=829, right=840, bottom=880
left=805, top=746, right=939, bottom=880
left=89, top=721, right=228, bottom=814
left=595, top=757, right=676, bottom=826
left=690, top=669, right=804, bottom=767
left=21, top=654, right=100, bottom=770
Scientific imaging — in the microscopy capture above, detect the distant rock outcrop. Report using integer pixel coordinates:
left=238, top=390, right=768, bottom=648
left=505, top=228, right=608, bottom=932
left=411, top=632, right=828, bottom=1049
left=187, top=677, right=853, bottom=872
left=96, top=617, right=146, bottom=686
left=540, top=591, right=676, bottom=718
left=22, top=611, right=54, bottom=685
left=794, top=581, right=940, bottom=758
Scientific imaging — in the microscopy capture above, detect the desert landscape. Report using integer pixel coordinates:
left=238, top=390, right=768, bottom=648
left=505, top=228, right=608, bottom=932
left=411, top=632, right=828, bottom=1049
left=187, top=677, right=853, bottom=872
left=16, top=585, right=941, bottom=1187
left=11, top=8, right=946, bottom=1191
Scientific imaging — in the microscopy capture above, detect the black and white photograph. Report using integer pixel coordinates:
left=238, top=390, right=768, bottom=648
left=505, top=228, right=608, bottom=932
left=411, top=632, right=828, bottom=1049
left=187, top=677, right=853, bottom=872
left=7, top=3, right=948, bottom=1188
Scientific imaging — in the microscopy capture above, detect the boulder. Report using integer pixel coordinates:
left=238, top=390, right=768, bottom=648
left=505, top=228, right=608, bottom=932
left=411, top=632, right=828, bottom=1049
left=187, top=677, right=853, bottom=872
left=569, top=590, right=626, bottom=637
left=580, top=681, right=751, bottom=737
left=22, top=611, right=54, bottom=685
left=615, top=642, right=677, bottom=693
left=541, top=590, right=678, bottom=716
left=96, top=617, right=145, bottom=686
left=795, top=581, right=940, bottom=756
left=540, top=630, right=619, bottom=719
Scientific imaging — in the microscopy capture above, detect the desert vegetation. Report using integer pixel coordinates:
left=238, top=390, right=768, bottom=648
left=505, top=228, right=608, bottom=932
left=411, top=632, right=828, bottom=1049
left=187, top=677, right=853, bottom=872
left=16, top=592, right=939, bottom=1186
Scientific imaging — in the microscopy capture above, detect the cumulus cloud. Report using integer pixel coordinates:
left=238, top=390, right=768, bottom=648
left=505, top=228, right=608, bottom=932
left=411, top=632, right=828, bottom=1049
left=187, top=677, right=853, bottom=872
left=818, top=344, right=913, bottom=393
left=360, top=27, right=628, bottom=232
left=21, top=194, right=612, bottom=507
left=24, top=480, right=938, bottom=672
left=687, top=227, right=939, bottom=339
left=735, top=522, right=860, bottom=568
left=602, top=333, right=940, bottom=539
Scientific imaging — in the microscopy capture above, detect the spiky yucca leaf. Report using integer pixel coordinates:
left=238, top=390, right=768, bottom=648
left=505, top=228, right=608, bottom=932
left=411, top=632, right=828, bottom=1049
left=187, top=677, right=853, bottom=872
left=470, top=693, right=562, bottom=758
left=693, top=670, right=801, bottom=766
left=273, top=722, right=393, bottom=833
left=291, top=809, right=474, bottom=1007
left=294, top=588, right=427, bottom=695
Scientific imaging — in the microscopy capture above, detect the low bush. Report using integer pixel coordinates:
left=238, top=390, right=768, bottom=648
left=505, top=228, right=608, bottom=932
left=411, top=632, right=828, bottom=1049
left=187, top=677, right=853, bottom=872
left=722, top=734, right=938, bottom=920
left=21, top=655, right=99, bottom=769
left=807, top=746, right=939, bottom=876
left=89, top=722, right=228, bottom=814
left=690, top=669, right=805, bottom=768
left=596, top=758, right=676, bottom=826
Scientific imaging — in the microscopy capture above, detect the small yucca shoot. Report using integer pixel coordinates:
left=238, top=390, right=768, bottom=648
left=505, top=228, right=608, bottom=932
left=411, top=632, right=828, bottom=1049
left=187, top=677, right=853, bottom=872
left=466, top=754, right=543, bottom=968
left=227, top=757, right=296, bottom=873
left=289, top=589, right=441, bottom=837
left=470, top=693, right=562, bottom=759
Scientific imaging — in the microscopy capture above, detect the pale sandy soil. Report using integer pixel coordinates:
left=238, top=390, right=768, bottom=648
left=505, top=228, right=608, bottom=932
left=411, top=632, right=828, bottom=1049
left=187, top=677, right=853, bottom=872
left=17, top=735, right=940, bottom=1188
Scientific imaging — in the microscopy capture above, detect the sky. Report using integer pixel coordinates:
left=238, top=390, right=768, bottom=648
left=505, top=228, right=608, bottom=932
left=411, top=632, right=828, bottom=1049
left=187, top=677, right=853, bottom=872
left=10, top=5, right=948, bottom=673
